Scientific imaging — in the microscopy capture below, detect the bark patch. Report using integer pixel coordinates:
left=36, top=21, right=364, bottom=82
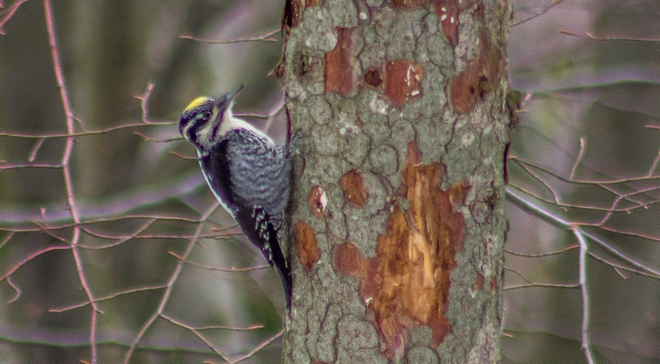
left=333, top=242, right=380, bottom=302
left=449, top=28, right=505, bottom=114
left=384, top=60, right=424, bottom=106
left=434, top=0, right=460, bottom=46
left=295, top=221, right=320, bottom=270
left=339, top=169, right=368, bottom=207
left=325, top=27, right=356, bottom=96
left=334, top=242, right=364, bottom=277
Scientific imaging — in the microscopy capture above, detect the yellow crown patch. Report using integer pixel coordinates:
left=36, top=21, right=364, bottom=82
left=184, top=96, right=211, bottom=112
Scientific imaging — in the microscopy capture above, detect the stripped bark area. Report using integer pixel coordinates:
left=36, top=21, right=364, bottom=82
left=334, top=143, right=468, bottom=359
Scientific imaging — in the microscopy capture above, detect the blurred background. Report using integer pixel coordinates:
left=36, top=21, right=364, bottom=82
left=0, top=0, right=658, bottom=363
left=506, top=1, right=660, bottom=363
left=1, top=1, right=287, bottom=363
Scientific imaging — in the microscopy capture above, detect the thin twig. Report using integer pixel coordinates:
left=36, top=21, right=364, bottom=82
left=136, top=82, right=155, bottom=123
left=511, top=0, right=564, bottom=27
left=569, top=137, right=585, bottom=180
left=0, top=245, right=71, bottom=282
left=6, top=276, right=21, bottom=303
left=560, top=30, right=660, bottom=43
left=503, top=282, right=580, bottom=291
left=169, top=251, right=270, bottom=272
left=179, top=28, right=279, bottom=45
left=28, top=138, right=46, bottom=162
left=231, top=329, right=284, bottom=363
left=50, top=284, right=169, bottom=313
left=505, top=244, right=578, bottom=258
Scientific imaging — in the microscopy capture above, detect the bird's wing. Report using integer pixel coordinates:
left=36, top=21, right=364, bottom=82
left=224, top=129, right=291, bottom=217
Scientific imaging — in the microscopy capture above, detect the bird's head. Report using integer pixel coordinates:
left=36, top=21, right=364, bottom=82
left=179, top=84, right=244, bottom=152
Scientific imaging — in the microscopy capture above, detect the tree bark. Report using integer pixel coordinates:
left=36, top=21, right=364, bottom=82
left=282, top=1, right=511, bottom=362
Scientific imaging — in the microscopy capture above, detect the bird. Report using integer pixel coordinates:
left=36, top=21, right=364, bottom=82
left=179, top=85, right=292, bottom=308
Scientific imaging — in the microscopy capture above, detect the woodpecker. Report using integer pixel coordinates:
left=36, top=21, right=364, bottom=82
left=179, top=85, right=292, bottom=308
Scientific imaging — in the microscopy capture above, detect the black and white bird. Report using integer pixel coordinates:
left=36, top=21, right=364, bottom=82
left=179, top=85, right=292, bottom=308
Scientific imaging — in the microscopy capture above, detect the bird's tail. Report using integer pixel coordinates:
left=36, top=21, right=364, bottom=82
left=269, top=230, right=292, bottom=309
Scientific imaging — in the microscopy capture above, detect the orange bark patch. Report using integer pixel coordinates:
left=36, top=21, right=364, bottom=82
left=308, top=185, right=327, bottom=218
left=334, top=242, right=364, bottom=277
left=294, top=221, right=320, bottom=270
left=332, top=143, right=469, bottom=359
left=384, top=60, right=424, bottom=106
left=449, top=28, right=505, bottom=114
left=333, top=242, right=380, bottom=302
left=339, top=169, right=368, bottom=207
left=448, top=60, right=482, bottom=114
left=325, top=27, right=356, bottom=96
left=434, top=0, right=460, bottom=46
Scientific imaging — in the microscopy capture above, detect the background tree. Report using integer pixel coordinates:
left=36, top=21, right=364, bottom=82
left=0, top=0, right=658, bottom=363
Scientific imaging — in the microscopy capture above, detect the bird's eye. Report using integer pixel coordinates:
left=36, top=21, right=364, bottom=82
left=201, top=112, right=212, bottom=120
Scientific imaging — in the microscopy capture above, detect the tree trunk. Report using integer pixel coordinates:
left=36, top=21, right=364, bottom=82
left=282, top=1, right=510, bottom=362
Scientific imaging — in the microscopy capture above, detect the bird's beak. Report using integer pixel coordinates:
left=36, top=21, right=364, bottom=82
left=215, top=84, right=245, bottom=113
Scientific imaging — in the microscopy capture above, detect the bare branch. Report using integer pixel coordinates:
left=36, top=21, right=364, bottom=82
left=133, top=130, right=181, bottom=143
left=0, top=231, right=14, bottom=249
left=0, top=0, right=27, bottom=34
left=236, top=98, right=286, bottom=133
left=135, top=82, right=155, bottom=123
left=507, top=186, right=660, bottom=278
left=0, top=118, right=175, bottom=139
left=569, top=137, right=585, bottom=180
left=6, top=276, right=21, bottom=303
left=503, top=282, right=580, bottom=291
left=588, top=252, right=660, bottom=280
left=231, top=329, right=284, bottom=363
left=505, top=244, right=578, bottom=258
left=169, top=250, right=270, bottom=272
left=160, top=314, right=231, bottom=361
left=0, top=245, right=71, bottom=283
left=44, top=1, right=98, bottom=361
left=49, top=284, right=169, bottom=313
left=572, top=228, right=595, bottom=364
left=179, top=28, right=279, bottom=44
left=647, top=150, right=660, bottom=177
left=511, top=0, right=564, bottom=27
left=559, top=30, right=660, bottom=43
left=28, top=138, right=45, bottom=162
